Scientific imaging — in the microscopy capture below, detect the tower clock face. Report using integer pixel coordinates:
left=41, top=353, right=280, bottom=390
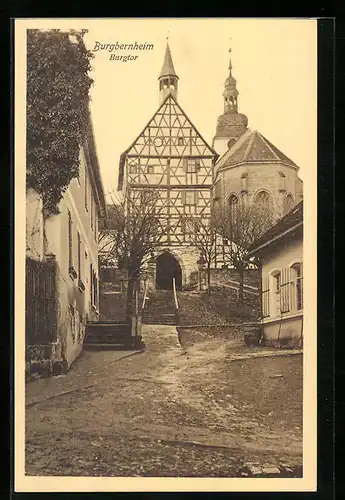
left=153, top=137, right=163, bottom=147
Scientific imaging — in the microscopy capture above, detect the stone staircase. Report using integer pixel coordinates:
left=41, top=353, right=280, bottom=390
left=142, top=290, right=177, bottom=325
left=84, top=321, right=144, bottom=350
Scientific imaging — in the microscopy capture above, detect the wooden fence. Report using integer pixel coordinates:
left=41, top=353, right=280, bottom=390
left=26, top=257, right=58, bottom=345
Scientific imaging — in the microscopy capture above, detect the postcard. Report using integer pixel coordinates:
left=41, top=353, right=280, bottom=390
left=15, top=17, right=317, bottom=492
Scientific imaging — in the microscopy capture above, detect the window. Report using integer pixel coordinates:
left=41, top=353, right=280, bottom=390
left=284, top=194, right=294, bottom=215
left=279, top=268, right=290, bottom=313
left=93, top=271, right=98, bottom=308
left=129, top=163, right=139, bottom=175
left=271, top=270, right=281, bottom=315
left=183, top=158, right=201, bottom=173
left=146, top=165, right=155, bottom=174
left=90, top=194, right=94, bottom=230
left=68, top=211, right=77, bottom=278
left=68, top=211, right=73, bottom=271
left=177, top=137, right=184, bottom=146
left=85, top=251, right=88, bottom=283
left=85, top=168, right=88, bottom=211
left=90, top=263, right=98, bottom=309
left=184, top=191, right=196, bottom=206
left=90, top=263, right=93, bottom=305
left=290, top=262, right=303, bottom=311
left=77, top=232, right=81, bottom=278
left=261, top=276, right=270, bottom=318
left=77, top=232, right=85, bottom=290
left=94, top=207, right=98, bottom=238
left=228, top=194, right=239, bottom=217
left=255, top=190, right=271, bottom=211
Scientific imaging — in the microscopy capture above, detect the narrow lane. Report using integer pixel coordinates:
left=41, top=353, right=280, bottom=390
left=25, top=324, right=302, bottom=477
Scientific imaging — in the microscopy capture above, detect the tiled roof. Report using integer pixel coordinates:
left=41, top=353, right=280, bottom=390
left=219, top=130, right=298, bottom=169
left=247, top=201, right=303, bottom=255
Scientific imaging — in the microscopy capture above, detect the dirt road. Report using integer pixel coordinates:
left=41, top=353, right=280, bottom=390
left=25, top=324, right=303, bottom=477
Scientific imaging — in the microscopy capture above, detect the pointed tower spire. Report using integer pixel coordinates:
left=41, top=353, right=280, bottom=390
left=223, top=47, right=239, bottom=113
left=228, top=47, right=233, bottom=72
left=158, top=41, right=179, bottom=103
left=212, top=46, right=248, bottom=156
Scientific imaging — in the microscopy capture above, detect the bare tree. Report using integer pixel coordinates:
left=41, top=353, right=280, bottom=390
left=217, top=202, right=275, bottom=303
left=98, top=189, right=163, bottom=319
left=185, top=216, right=218, bottom=292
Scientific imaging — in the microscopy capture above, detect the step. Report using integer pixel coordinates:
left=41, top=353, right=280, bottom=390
left=84, top=342, right=144, bottom=351
left=142, top=320, right=176, bottom=325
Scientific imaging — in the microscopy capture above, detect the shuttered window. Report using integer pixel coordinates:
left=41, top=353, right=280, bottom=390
left=280, top=268, right=290, bottom=313
left=261, top=276, right=270, bottom=318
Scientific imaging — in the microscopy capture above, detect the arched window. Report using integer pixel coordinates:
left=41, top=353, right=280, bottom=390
left=255, top=190, right=271, bottom=211
left=284, top=194, right=294, bottom=215
left=290, top=262, right=303, bottom=311
left=228, top=194, right=239, bottom=216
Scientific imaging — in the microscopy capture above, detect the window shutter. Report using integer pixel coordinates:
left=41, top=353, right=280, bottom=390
left=280, top=268, right=290, bottom=313
left=181, top=191, right=186, bottom=204
left=182, top=158, right=188, bottom=172
left=195, top=191, right=199, bottom=205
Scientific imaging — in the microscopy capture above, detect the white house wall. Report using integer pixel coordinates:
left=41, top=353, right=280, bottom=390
left=261, top=236, right=303, bottom=343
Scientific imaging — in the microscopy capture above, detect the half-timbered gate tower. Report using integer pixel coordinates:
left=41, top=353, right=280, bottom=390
left=117, top=43, right=218, bottom=290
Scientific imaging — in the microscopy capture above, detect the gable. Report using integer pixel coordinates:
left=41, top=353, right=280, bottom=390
left=126, top=95, right=217, bottom=158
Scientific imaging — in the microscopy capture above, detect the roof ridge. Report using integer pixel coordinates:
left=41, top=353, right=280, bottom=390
left=258, top=132, right=280, bottom=160
left=215, top=129, right=252, bottom=169
left=244, top=130, right=257, bottom=160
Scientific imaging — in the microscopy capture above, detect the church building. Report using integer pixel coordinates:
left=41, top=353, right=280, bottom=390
left=117, top=43, right=218, bottom=290
left=117, top=42, right=304, bottom=291
left=212, top=49, right=303, bottom=221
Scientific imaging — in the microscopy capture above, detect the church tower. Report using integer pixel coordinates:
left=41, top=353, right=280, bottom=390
left=158, top=42, right=179, bottom=104
left=213, top=49, right=248, bottom=157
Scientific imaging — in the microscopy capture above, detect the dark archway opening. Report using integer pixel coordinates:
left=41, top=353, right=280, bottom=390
left=156, top=252, right=182, bottom=290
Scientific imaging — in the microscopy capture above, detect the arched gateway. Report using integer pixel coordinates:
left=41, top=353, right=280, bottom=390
left=156, top=251, right=182, bottom=290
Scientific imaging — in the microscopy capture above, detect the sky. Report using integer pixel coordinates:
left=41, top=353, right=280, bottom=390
left=25, top=18, right=318, bottom=200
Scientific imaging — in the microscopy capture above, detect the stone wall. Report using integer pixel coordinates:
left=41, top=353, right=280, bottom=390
left=210, top=268, right=260, bottom=289
left=216, top=162, right=303, bottom=220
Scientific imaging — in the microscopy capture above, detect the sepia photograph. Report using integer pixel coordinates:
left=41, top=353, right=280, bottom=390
left=15, top=18, right=317, bottom=492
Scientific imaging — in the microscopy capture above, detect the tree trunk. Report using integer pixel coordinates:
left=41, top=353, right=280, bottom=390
left=207, top=262, right=211, bottom=294
left=238, top=267, right=244, bottom=304
left=126, top=277, right=134, bottom=322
